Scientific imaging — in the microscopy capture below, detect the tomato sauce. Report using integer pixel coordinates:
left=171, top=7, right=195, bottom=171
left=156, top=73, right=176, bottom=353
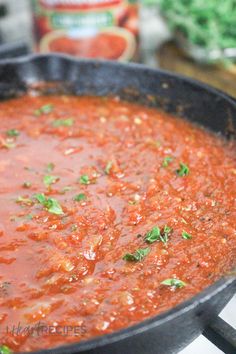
left=49, top=33, right=127, bottom=59
left=0, top=95, right=235, bottom=352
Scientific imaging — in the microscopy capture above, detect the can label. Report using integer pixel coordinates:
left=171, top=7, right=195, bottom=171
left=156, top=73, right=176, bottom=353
left=32, top=0, right=139, bottom=61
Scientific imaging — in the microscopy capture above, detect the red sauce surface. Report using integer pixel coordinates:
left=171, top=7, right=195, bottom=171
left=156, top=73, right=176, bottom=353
left=0, top=95, right=235, bottom=352
left=49, top=33, right=127, bottom=59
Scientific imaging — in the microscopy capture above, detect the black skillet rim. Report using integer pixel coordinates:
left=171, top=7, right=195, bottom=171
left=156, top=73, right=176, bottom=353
left=0, top=54, right=235, bottom=354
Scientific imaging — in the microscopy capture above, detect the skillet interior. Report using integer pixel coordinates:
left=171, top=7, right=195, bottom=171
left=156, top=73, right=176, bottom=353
left=0, top=54, right=235, bottom=354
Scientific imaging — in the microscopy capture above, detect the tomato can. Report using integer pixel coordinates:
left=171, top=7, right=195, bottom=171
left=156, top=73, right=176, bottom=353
left=32, top=0, right=139, bottom=61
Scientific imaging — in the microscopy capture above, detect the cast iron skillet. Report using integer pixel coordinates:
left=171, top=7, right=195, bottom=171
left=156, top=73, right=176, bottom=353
left=0, top=54, right=235, bottom=354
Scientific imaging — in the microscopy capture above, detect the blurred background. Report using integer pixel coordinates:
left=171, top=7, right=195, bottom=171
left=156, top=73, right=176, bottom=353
left=0, top=1, right=235, bottom=353
left=0, top=0, right=235, bottom=97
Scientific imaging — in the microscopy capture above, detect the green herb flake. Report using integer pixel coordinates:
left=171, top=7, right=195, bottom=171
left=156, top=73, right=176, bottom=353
left=43, top=175, right=59, bottom=187
left=23, top=181, right=32, bottom=189
left=176, top=163, right=189, bottom=177
left=145, top=225, right=172, bottom=244
left=162, top=156, right=173, bottom=167
left=182, top=231, right=192, bottom=240
left=52, top=118, right=74, bottom=127
left=161, top=278, right=186, bottom=288
left=74, top=193, right=86, bottom=202
left=46, top=162, right=55, bottom=173
left=34, top=193, right=64, bottom=215
left=105, top=161, right=113, bottom=175
left=34, top=104, right=54, bottom=116
left=6, top=129, right=20, bottom=137
left=145, top=226, right=161, bottom=244
left=161, top=225, right=172, bottom=243
left=123, top=247, right=150, bottom=262
left=79, top=175, right=90, bottom=185
left=0, top=345, right=12, bottom=354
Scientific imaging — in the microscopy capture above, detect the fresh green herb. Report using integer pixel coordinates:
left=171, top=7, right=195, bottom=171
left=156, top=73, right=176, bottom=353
left=161, top=225, right=172, bottom=243
left=6, top=129, right=20, bottom=137
left=145, top=225, right=172, bottom=244
left=145, top=226, right=161, bottom=243
left=105, top=161, right=113, bottom=175
left=52, top=118, right=74, bottom=127
left=23, top=181, right=32, bottom=189
left=157, top=0, right=236, bottom=65
left=123, top=247, right=150, bottom=262
left=34, top=193, right=64, bottom=215
left=182, top=231, right=192, bottom=240
left=16, top=196, right=33, bottom=205
left=74, top=193, right=86, bottom=202
left=0, top=345, right=12, bottom=354
left=79, top=175, right=90, bottom=185
left=43, top=175, right=59, bottom=187
left=161, top=278, right=186, bottom=288
left=46, top=162, right=55, bottom=173
left=162, top=156, right=173, bottom=167
left=34, top=104, right=54, bottom=116
left=176, top=163, right=189, bottom=177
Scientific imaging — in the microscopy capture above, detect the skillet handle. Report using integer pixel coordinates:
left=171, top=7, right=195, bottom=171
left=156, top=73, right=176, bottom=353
left=203, top=316, right=236, bottom=354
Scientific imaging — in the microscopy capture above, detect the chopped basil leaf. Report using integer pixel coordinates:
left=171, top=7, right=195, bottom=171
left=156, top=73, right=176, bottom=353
left=145, top=226, right=161, bottom=243
left=6, top=129, right=19, bottom=137
left=123, top=247, right=150, bottom=262
left=145, top=225, right=172, bottom=244
left=162, top=156, right=172, bottom=167
left=176, top=163, right=189, bottom=176
left=0, top=345, right=12, bottom=354
left=34, top=193, right=64, bottom=215
left=74, top=193, right=86, bottom=202
left=79, top=175, right=90, bottom=185
left=161, top=278, right=186, bottom=288
left=182, top=231, right=192, bottom=240
left=34, top=104, right=53, bottom=116
left=46, top=162, right=55, bottom=173
left=43, top=175, right=59, bottom=187
left=23, top=181, right=32, bottom=189
left=105, top=161, right=113, bottom=175
left=52, top=118, right=74, bottom=127
left=161, top=225, right=172, bottom=243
